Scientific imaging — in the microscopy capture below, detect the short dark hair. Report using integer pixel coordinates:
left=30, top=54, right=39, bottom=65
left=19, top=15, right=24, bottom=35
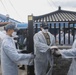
left=5, top=23, right=17, bottom=31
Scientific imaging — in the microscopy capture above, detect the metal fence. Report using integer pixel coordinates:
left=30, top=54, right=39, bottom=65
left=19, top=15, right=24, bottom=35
left=27, top=15, right=76, bottom=75
left=34, top=22, right=76, bottom=45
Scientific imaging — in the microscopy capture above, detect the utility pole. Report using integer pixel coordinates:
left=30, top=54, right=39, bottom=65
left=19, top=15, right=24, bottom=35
left=6, top=14, right=9, bottom=22
left=27, top=15, right=35, bottom=75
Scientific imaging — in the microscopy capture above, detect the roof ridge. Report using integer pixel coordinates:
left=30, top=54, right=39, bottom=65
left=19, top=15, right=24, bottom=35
left=34, top=9, right=76, bottom=18
left=0, top=14, right=21, bottom=23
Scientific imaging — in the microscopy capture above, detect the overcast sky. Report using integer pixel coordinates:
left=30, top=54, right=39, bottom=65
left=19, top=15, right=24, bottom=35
left=0, top=0, right=76, bottom=23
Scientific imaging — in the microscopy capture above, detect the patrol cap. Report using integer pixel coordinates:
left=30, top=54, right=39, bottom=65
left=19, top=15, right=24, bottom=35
left=43, top=25, right=48, bottom=29
left=5, top=23, right=17, bottom=31
left=41, top=22, right=48, bottom=29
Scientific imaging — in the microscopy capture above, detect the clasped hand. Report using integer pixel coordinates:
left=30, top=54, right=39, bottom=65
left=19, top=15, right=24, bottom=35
left=50, top=46, right=61, bottom=57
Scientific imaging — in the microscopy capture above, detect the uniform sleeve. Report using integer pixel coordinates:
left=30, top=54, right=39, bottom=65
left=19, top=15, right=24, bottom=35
left=59, top=40, right=76, bottom=58
left=59, top=49, right=76, bottom=58
left=34, top=33, right=50, bottom=52
left=2, top=40, right=33, bottom=65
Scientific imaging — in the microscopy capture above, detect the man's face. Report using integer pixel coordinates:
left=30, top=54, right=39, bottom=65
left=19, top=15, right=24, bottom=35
left=7, top=29, right=14, bottom=36
left=41, top=28, right=48, bottom=33
left=10, top=29, right=14, bottom=34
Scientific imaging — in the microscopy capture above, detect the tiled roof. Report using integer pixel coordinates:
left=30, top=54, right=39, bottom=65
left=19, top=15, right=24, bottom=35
left=0, top=14, right=21, bottom=23
left=34, top=7, right=76, bottom=22
left=0, top=22, right=9, bottom=26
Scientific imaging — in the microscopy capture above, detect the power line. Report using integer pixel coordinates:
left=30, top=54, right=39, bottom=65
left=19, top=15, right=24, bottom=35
left=0, top=0, right=8, bottom=13
left=7, top=0, right=23, bottom=21
left=51, top=0, right=57, bottom=8
left=47, top=0, right=57, bottom=8
left=47, top=0, right=55, bottom=9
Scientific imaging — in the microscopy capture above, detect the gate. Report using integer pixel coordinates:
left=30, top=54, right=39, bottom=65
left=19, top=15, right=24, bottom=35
left=34, top=22, right=76, bottom=45
left=27, top=15, right=76, bottom=75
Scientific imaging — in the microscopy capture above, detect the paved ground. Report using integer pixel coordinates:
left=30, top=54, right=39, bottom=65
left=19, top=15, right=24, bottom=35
left=18, top=66, right=27, bottom=75
left=0, top=49, right=27, bottom=75
left=0, top=59, right=71, bottom=75
left=0, top=65, right=27, bottom=75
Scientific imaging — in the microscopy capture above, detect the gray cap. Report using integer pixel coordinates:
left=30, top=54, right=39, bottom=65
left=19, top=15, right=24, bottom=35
left=41, top=22, right=48, bottom=29
left=5, top=23, right=17, bottom=31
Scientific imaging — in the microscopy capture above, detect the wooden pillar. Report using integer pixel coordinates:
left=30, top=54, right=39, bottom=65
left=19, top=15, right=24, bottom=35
left=73, top=23, right=75, bottom=41
left=27, top=15, right=35, bottom=75
left=59, top=23, right=61, bottom=44
left=68, top=23, right=70, bottom=44
left=63, top=23, right=65, bottom=44
left=54, top=23, right=56, bottom=42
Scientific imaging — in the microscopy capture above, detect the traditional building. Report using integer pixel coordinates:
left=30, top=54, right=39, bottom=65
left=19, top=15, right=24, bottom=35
left=27, top=6, right=76, bottom=75
left=33, top=6, right=76, bottom=35
left=28, top=6, right=76, bottom=47
left=0, top=14, right=21, bottom=31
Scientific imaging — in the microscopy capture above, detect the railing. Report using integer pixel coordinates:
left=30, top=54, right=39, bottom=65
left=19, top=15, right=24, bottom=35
left=34, top=22, right=76, bottom=45
left=57, top=45, right=72, bottom=49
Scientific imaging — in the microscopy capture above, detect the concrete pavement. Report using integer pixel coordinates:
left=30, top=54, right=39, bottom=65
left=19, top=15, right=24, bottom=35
left=0, top=65, right=27, bottom=75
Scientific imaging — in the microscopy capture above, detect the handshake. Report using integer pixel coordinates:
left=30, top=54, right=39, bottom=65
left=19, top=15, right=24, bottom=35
left=50, top=46, right=61, bottom=57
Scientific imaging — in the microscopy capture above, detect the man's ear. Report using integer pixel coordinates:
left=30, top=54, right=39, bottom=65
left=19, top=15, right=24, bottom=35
left=8, top=29, right=10, bottom=31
